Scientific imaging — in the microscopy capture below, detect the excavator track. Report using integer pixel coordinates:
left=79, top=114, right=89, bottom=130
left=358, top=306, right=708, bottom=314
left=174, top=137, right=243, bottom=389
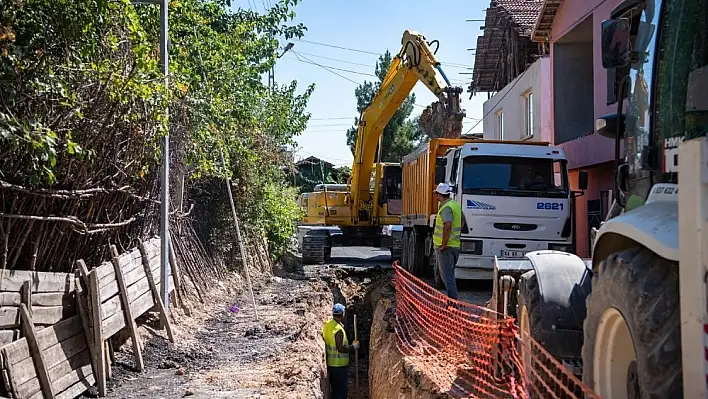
left=301, top=233, right=330, bottom=264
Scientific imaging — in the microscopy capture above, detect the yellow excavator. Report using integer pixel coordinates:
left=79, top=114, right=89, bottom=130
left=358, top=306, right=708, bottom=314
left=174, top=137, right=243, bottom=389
left=297, top=30, right=465, bottom=264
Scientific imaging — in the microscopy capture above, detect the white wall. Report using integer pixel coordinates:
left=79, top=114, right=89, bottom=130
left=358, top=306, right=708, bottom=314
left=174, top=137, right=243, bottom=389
left=482, top=57, right=552, bottom=142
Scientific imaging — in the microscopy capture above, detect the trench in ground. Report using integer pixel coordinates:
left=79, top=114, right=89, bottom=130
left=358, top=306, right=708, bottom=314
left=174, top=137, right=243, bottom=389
left=324, top=267, right=393, bottom=399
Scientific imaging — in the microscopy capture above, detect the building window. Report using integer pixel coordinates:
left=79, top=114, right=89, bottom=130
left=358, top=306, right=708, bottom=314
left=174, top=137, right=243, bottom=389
left=524, top=91, right=534, bottom=138
left=496, top=110, right=504, bottom=140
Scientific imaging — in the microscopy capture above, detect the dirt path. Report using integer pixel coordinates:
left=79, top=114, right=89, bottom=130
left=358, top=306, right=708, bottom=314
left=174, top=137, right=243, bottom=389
left=87, top=272, right=333, bottom=399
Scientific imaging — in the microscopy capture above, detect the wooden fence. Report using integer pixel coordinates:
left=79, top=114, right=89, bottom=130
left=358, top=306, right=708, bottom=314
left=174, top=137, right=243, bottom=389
left=0, top=237, right=180, bottom=399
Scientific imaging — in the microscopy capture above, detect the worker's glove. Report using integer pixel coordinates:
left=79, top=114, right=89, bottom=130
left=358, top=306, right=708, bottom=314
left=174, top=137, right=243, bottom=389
left=352, top=341, right=360, bottom=350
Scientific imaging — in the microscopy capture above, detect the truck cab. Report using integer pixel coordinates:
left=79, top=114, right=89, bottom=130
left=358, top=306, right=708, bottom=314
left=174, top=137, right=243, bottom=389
left=442, top=142, right=586, bottom=279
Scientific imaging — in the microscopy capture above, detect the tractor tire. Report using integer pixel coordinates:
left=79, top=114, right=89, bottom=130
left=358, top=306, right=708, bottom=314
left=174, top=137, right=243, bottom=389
left=518, top=269, right=586, bottom=398
left=409, top=228, right=426, bottom=277
left=582, top=247, right=682, bottom=399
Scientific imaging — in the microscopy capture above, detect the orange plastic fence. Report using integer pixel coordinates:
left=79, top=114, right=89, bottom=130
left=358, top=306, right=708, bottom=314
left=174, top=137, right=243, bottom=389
left=392, top=263, right=602, bottom=399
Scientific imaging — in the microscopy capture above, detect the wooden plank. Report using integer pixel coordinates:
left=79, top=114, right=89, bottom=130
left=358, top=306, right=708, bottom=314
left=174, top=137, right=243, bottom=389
left=0, top=330, right=18, bottom=347
left=55, top=371, right=95, bottom=399
left=0, top=308, right=20, bottom=329
left=168, top=242, right=184, bottom=307
left=32, top=292, right=74, bottom=307
left=74, top=273, right=99, bottom=383
left=104, top=341, right=112, bottom=380
left=0, top=270, right=74, bottom=293
left=139, top=240, right=174, bottom=342
left=100, top=293, right=123, bottom=323
left=19, top=350, right=93, bottom=399
left=3, top=317, right=81, bottom=366
left=118, top=251, right=143, bottom=275
left=93, top=262, right=115, bottom=282
left=32, top=304, right=76, bottom=326
left=19, top=304, right=54, bottom=398
left=131, top=285, right=157, bottom=318
left=110, top=245, right=143, bottom=371
left=1, top=369, right=12, bottom=399
left=122, top=263, right=149, bottom=290
left=99, top=266, right=150, bottom=303
left=101, top=275, right=151, bottom=323
left=88, top=268, right=106, bottom=396
left=101, top=288, right=154, bottom=338
left=20, top=282, right=30, bottom=320
left=0, top=293, right=20, bottom=307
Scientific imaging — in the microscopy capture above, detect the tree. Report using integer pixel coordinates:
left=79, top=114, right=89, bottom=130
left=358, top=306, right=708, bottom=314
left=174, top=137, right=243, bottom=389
left=0, top=0, right=314, bottom=269
left=345, top=51, right=418, bottom=162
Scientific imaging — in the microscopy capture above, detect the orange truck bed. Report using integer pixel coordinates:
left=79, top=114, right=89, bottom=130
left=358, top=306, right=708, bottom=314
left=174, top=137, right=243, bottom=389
left=401, top=138, right=473, bottom=227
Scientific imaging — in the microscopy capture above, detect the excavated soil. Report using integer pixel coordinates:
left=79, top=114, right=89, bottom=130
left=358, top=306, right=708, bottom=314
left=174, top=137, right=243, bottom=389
left=82, top=256, right=393, bottom=399
left=83, top=266, right=333, bottom=399
left=368, top=296, right=453, bottom=399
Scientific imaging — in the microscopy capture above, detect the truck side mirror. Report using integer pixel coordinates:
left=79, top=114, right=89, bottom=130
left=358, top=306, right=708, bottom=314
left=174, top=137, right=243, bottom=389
left=596, top=113, right=625, bottom=139
left=578, top=170, right=589, bottom=191
left=601, top=18, right=631, bottom=69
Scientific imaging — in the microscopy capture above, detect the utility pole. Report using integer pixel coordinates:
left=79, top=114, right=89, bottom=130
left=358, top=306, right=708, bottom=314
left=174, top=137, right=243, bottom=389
left=131, top=0, right=170, bottom=310
left=269, top=42, right=295, bottom=90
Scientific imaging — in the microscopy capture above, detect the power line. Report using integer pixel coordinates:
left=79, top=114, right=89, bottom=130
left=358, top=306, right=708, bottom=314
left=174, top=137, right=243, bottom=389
left=294, top=51, right=377, bottom=68
left=291, top=50, right=361, bottom=85
left=286, top=54, right=377, bottom=77
left=291, top=51, right=480, bottom=122
left=306, top=123, right=353, bottom=127
left=309, top=117, right=357, bottom=121
left=296, top=38, right=473, bottom=70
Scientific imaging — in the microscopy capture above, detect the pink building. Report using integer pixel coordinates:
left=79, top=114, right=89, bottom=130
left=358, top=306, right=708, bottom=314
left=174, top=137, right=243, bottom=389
left=532, top=0, right=624, bottom=257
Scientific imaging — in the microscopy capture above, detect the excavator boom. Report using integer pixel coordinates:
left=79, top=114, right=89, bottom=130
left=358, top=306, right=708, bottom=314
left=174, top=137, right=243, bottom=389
left=349, top=30, right=465, bottom=223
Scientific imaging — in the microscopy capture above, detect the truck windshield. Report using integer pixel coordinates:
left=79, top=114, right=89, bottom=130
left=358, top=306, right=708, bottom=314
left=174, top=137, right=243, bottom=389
left=461, top=156, right=568, bottom=198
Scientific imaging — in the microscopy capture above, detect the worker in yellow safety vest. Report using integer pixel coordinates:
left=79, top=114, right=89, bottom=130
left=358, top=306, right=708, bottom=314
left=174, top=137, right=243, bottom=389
left=433, top=182, right=462, bottom=300
left=322, top=303, right=359, bottom=399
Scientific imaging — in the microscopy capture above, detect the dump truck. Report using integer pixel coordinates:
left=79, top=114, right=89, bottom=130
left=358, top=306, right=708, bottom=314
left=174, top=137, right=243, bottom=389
left=486, top=0, right=708, bottom=396
left=399, top=138, right=587, bottom=282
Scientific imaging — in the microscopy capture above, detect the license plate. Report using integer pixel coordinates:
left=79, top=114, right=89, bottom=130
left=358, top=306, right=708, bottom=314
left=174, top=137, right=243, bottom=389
left=500, top=250, right=526, bottom=258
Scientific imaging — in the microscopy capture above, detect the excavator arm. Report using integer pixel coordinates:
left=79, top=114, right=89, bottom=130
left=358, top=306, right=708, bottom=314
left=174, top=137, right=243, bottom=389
left=349, top=30, right=465, bottom=222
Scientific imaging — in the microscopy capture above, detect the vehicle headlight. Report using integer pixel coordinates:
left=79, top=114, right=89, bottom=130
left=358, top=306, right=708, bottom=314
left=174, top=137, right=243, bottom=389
left=548, top=243, right=571, bottom=252
left=461, top=240, right=483, bottom=255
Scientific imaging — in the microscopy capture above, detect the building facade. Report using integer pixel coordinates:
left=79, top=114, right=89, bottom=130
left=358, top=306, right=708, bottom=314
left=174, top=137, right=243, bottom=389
left=482, top=57, right=552, bottom=143
left=531, top=0, right=625, bottom=257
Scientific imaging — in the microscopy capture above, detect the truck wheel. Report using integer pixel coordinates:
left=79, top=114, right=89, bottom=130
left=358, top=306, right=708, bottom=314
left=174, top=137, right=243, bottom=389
left=582, top=247, right=682, bottom=399
left=409, top=228, right=426, bottom=277
left=401, top=231, right=410, bottom=270
left=432, top=251, right=444, bottom=289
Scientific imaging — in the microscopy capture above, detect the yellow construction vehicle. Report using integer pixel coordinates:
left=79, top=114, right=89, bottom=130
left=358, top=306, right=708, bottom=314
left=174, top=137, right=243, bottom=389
left=298, top=30, right=465, bottom=264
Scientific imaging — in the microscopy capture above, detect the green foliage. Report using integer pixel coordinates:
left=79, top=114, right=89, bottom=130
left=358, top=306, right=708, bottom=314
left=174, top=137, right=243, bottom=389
left=0, top=0, right=314, bottom=268
left=345, top=50, right=418, bottom=162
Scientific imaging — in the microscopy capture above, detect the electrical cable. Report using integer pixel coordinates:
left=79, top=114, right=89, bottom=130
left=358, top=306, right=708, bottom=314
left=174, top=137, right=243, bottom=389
left=291, top=51, right=361, bottom=85
left=296, top=38, right=473, bottom=70
left=286, top=54, right=377, bottom=77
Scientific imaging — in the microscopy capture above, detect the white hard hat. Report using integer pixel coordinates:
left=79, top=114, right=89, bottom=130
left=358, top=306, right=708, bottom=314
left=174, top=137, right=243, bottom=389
left=434, top=182, right=452, bottom=195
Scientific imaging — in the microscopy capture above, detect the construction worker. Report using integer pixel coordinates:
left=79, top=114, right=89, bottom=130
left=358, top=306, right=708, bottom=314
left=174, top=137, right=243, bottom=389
left=433, top=182, right=462, bottom=300
left=322, top=303, right=359, bottom=399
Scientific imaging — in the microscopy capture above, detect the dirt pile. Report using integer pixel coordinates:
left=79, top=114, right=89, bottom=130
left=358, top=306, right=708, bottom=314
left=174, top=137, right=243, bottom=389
left=369, top=296, right=452, bottom=399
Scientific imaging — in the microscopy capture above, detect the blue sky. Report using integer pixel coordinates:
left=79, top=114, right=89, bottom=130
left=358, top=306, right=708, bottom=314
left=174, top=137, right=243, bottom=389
left=233, top=0, right=489, bottom=167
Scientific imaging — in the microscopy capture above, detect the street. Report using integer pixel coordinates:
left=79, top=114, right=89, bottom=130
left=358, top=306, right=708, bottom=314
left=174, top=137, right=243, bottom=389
left=326, top=246, right=493, bottom=306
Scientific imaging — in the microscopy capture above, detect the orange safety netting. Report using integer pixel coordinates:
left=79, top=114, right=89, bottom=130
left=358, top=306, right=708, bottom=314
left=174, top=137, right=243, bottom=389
left=392, top=263, right=601, bottom=399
